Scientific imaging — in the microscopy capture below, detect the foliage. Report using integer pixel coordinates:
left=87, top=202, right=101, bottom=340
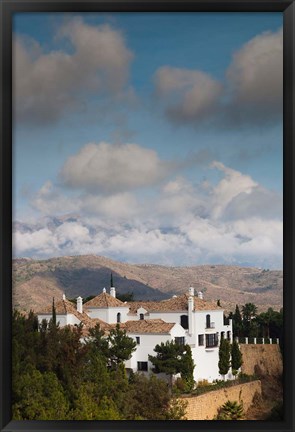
left=214, top=400, right=244, bottom=420
left=116, top=292, right=134, bottom=302
left=148, top=341, right=195, bottom=390
left=107, top=324, right=137, bottom=369
left=12, top=311, right=185, bottom=420
left=231, top=340, right=243, bottom=376
left=218, top=338, right=231, bottom=376
left=265, top=402, right=283, bottom=421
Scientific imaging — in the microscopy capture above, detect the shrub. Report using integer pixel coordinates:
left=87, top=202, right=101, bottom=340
left=214, top=400, right=244, bottom=420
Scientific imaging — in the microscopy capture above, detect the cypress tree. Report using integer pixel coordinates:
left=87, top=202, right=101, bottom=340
left=231, top=340, right=243, bottom=378
left=52, top=297, right=56, bottom=327
left=110, top=273, right=113, bottom=287
left=233, top=304, right=242, bottom=337
left=218, top=338, right=231, bottom=377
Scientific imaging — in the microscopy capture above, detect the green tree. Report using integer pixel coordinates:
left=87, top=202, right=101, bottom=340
left=107, top=324, right=137, bottom=369
left=149, top=341, right=195, bottom=389
left=13, top=367, right=69, bottom=420
left=233, top=304, right=243, bottom=337
left=125, top=373, right=187, bottom=420
left=116, top=292, right=134, bottom=302
left=88, top=323, right=109, bottom=361
left=218, top=338, right=231, bottom=378
left=242, top=303, right=258, bottom=336
left=231, top=340, right=243, bottom=378
left=214, top=400, right=244, bottom=420
left=110, top=272, right=113, bottom=287
left=52, top=297, right=56, bottom=327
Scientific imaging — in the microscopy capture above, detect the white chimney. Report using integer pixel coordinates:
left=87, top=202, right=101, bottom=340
left=76, top=296, right=83, bottom=314
left=103, top=287, right=106, bottom=293
left=198, top=291, right=203, bottom=299
left=188, top=287, right=195, bottom=297
left=62, top=294, right=66, bottom=301
left=110, top=287, right=116, bottom=298
left=188, top=296, right=194, bottom=336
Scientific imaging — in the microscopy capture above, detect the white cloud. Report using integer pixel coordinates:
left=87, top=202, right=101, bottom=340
left=16, top=160, right=282, bottom=268
left=210, top=161, right=258, bottom=219
left=13, top=18, right=133, bottom=124
left=60, top=141, right=172, bottom=193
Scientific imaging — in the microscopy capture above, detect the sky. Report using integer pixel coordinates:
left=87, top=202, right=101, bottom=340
left=12, top=12, right=283, bottom=268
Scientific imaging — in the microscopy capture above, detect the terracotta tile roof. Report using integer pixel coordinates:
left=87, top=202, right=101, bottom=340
left=38, top=299, right=110, bottom=331
left=84, top=292, right=127, bottom=308
left=127, top=295, right=221, bottom=313
left=39, top=298, right=81, bottom=315
left=110, top=319, right=175, bottom=334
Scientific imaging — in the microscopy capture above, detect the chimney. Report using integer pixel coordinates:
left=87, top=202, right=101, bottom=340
left=110, top=287, right=116, bottom=298
left=62, top=293, right=66, bottom=301
left=188, top=287, right=194, bottom=297
left=188, top=296, right=194, bottom=336
left=198, top=291, right=203, bottom=299
left=103, top=287, right=106, bottom=293
left=76, top=296, right=83, bottom=314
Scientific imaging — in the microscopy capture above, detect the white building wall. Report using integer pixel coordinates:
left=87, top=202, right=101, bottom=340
left=37, top=314, right=80, bottom=327
left=87, top=307, right=129, bottom=324
left=125, top=324, right=186, bottom=373
left=148, top=311, right=185, bottom=325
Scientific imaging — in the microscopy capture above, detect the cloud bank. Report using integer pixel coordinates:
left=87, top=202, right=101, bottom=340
left=14, top=152, right=283, bottom=268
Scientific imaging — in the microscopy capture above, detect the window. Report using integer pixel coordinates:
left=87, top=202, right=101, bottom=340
left=206, top=333, right=218, bottom=348
left=136, top=336, right=140, bottom=345
left=137, top=361, right=148, bottom=372
left=227, top=331, right=231, bottom=341
left=180, top=315, right=188, bottom=329
left=206, top=314, right=211, bottom=329
left=198, top=334, right=204, bottom=346
left=221, top=331, right=225, bottom=340
left=175, top=336, right=185, bottom=345
left=139, top=313, right=144, bottom=320
left=117, top=312, right=121, bottom=323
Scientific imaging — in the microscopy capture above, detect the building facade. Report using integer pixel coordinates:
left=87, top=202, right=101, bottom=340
left=37, top=286, right=233, bottom=383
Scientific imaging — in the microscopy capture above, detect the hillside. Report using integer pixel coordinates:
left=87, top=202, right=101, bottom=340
left=12, top=255, right=283, bottom=313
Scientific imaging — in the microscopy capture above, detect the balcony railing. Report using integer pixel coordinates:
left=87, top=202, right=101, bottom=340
left=205, top=322, right=215, bottom=329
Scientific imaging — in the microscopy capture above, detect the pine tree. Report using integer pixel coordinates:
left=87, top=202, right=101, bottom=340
left=231, top=340, right=243, bottom=378
left=218, top=338, right=231, bottom=378
left=107, top=324, right=137, bottom=369
left=110, top=273, right=113, bottom=287
left=149, top=341, right=195, bottom=389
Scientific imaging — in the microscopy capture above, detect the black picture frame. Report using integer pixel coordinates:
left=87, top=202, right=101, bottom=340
left=0, top=1, right=294, bottom=431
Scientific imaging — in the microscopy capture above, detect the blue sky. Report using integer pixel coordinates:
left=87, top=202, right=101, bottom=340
left=12, top=12, right=283, bottom=268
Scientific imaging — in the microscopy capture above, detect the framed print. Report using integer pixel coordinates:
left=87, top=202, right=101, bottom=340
left=1, top=0, right=294, bottom=431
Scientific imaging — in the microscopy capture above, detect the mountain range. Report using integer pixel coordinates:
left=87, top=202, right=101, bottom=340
left=12, top=255, right=283, bottom=314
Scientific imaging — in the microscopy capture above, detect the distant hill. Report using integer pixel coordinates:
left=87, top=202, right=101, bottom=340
left=12, top=255, right=283, bottom=313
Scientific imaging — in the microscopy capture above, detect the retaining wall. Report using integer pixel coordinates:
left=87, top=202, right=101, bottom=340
left=181, top=380, right=261, bottom=420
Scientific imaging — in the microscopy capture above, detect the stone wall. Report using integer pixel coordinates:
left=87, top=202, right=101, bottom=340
left=240, top=344, right=283, bottom=376
left=181, top=380, right=261, bottom=420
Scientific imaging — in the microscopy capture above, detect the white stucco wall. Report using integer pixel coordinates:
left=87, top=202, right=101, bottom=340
left=86, top=306, right=129, bottom=323
left=125, top=324, right=186, bottom=373
left=37, top=313, right=80, bottom=327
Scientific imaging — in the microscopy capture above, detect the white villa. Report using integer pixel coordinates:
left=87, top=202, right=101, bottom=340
left=37, top=286, right=233, bottom=383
